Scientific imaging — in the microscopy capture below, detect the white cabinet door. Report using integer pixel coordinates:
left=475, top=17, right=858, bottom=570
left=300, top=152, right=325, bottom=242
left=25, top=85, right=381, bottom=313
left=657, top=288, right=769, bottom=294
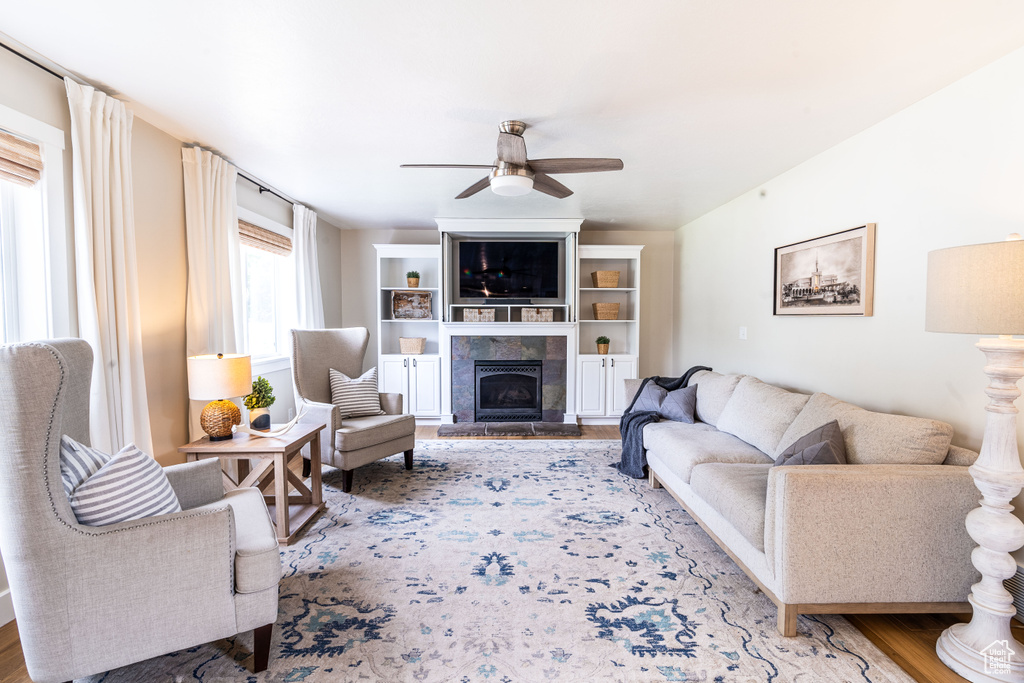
left=577, top=356, right=608, bottom=416
left=607, top=355, right=638, bottom=416
left=410, top=356, right=441, bottom=416
left=379, top=355, right=409, bottom=412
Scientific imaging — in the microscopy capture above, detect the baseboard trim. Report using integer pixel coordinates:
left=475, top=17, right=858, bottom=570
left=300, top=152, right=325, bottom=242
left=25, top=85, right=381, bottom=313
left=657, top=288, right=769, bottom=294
left=0, top=587, right=14, bottom=626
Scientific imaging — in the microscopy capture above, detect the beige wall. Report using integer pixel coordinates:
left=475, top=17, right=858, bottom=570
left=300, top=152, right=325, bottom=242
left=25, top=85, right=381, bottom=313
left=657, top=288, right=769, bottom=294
left=675, top=45, right=1024, bottom=562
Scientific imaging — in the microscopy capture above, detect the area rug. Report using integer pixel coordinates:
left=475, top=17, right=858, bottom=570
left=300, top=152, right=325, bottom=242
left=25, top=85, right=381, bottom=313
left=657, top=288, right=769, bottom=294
left=87, top=440, right=912, bottom=682
left=436, top=422, right=583, bottom=437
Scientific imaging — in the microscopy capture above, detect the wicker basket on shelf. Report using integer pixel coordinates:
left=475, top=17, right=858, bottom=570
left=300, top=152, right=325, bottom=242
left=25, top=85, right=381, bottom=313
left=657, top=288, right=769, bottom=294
left=592, top=303, right=620, bottom=320
left=399, top=337, right=426, bottom=354
left=592, top=271, right=620, bottom=288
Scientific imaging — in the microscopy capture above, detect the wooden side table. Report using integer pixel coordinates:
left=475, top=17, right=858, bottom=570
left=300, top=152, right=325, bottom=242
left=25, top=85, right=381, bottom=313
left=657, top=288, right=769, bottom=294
left=178, top=422, right=326, bottom=544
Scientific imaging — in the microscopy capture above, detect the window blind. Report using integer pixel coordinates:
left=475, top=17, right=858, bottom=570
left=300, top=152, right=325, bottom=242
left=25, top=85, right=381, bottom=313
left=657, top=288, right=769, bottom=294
left=0, top=129, right=44, bottom=188
left=238, top=218, right=291, bottom=256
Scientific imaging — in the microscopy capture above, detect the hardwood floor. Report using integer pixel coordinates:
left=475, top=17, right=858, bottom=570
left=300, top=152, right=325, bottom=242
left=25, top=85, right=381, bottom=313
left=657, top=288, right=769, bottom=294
left=0, top=426, right=1014, bottom=683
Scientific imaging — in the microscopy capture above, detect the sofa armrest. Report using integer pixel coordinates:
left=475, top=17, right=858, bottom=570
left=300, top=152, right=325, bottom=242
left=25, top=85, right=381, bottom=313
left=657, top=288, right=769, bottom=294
left=765, top=464, right=978, bottom=605
left=623, top=378, right=643, bottom=407
left=163, top=458, right=224, bottom=509
left=297, top=397, right=339, bottom=464
left=380, top=392, right=403, bottom=415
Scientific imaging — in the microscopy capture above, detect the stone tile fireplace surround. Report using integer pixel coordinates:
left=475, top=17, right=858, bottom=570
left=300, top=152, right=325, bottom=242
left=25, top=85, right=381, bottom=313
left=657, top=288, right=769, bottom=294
left=451, top=336, right=567, bottom=423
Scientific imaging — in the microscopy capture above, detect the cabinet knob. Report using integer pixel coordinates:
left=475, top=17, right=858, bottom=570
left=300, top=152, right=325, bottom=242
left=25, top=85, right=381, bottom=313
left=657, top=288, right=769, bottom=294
left=404, top=358, right=408, bottom=368
left=611, top=358, right=615, bottom=367
left=413, top=358, right=417, bottom=368
left=602, top=358, right=606, bottom=368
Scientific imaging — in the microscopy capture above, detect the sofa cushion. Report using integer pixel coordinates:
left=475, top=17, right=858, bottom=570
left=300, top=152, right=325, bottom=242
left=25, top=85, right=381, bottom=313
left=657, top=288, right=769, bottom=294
left=643, top=421, right=772, bottom=483
left=690, top=463, right=771, bottom=552
left=775, top=392, right=953, bottom=465
left=716, top=377, right=810, bottom=454
left=774, top=419, right=847, bottom=467
left=335, top=412, right=417, bottom=452
left=691, top=371, right=743, bottom=426
left=192, top=487, right=281, bottom=594
left=631, top=382, right=697, bottom=423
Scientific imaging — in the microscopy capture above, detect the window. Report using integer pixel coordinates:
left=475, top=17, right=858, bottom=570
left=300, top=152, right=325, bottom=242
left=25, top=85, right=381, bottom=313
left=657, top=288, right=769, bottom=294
left=238, top=209, right=295, bottom=372
left=0, top=107, right=68, bottom=344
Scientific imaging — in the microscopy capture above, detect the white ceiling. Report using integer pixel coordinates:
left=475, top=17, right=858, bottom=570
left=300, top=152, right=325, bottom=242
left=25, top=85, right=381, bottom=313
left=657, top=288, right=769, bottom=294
left=4, top=1, right=1024, bottom=231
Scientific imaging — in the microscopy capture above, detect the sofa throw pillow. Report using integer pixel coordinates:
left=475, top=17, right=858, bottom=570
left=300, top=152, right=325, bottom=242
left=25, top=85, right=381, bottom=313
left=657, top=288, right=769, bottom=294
left=773, top=419, right=847, bottom=467
left=67, top=442, right=182, bottom=526
left=629, top=382, right=696, bottom=423
left=59, top=434, right=111, bottom=496
left=330, top=366, right=385, bottom=418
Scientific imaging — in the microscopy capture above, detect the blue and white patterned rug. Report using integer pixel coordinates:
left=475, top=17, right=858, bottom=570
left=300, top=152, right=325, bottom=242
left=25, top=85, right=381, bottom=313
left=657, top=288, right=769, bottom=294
left=90, top=439, right=912, bottom=682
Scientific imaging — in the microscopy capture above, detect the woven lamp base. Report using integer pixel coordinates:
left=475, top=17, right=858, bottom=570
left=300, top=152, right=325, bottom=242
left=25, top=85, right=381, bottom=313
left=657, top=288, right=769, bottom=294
left=200, top=399, right=241, bottom=441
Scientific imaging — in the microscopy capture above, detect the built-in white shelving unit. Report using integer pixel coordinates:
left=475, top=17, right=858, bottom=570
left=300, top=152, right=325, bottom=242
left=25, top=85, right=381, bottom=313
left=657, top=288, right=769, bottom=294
left=576, top=245, right=643, bottom=419
left=375, top=244, right=442, bottom=419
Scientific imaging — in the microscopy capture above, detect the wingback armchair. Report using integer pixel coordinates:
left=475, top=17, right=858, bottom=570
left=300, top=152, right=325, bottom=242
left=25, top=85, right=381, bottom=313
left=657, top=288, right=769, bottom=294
left=0, top=339, right=280, bottom=682
left=291, top=327, right=416, bottom=492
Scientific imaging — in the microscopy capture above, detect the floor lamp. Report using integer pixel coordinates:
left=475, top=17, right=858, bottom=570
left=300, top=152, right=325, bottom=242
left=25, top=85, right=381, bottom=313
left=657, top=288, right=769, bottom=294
left=926, top=235, right=1024, bottom=682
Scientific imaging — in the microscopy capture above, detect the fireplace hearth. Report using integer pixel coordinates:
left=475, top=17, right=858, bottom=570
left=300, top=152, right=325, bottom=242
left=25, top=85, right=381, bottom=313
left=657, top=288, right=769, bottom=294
left=475, top=360, right=543, bottom=422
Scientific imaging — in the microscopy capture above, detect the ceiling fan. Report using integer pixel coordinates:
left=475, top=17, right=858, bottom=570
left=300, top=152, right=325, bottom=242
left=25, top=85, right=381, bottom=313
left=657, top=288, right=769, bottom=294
left=401, top=120, right=624, bottom=199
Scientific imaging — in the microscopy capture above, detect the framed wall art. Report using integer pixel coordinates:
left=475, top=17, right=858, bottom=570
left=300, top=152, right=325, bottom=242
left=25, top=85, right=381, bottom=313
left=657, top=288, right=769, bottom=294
left=392, top=290, right=433, bottom=319
left=774, top=223, right=875, bottom=316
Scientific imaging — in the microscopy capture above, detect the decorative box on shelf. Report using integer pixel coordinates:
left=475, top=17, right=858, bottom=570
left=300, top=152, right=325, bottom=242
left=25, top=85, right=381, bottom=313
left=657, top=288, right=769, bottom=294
left=399, top=337, right=426, bottom=354
left=522, top=308, right=553, bottom=322
left=593, top=302, right=620, bottom=320
left=392, top=290, right=432, bottom=319
left=464, top=308, right=495, bottom=322
left=592, top=270, right=621, bottom=288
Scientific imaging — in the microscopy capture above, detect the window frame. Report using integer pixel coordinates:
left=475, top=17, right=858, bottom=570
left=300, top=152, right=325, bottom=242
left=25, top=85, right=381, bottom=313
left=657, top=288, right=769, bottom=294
left=237, top=206, right=294, bottom=375
left=0, top=103, right=69, bottom=339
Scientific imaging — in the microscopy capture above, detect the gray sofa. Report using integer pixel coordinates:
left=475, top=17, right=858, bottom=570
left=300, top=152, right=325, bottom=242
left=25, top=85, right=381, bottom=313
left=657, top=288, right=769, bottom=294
left=626, top=370, right=979, bottom=636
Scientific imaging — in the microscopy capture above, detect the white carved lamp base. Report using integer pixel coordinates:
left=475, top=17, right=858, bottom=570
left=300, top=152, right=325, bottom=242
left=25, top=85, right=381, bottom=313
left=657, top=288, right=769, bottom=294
left=936, top=337, right=1024, bottom=682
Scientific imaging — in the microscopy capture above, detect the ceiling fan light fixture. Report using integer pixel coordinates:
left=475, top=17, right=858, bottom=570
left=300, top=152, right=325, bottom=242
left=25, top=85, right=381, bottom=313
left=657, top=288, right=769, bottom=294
left=489, top=164, right=534, bottom=196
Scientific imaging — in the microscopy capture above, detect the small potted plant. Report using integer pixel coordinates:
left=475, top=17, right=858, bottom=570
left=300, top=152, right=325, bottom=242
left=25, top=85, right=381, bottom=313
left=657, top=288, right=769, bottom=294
left=243, top=376, right=276, bottom=431
left=406, top=270, right=420, bottom=288
left=596, top=335, right=610, bottom=355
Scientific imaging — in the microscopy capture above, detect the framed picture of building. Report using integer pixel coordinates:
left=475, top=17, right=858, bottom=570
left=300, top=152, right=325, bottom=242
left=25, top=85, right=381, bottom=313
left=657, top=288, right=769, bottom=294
left=774, top=224, right=875, bottom=316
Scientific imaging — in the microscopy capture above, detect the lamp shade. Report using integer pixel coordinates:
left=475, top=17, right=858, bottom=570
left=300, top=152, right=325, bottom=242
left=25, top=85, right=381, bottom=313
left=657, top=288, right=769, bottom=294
left=925, top=238, right=1024, bottom=335
left=186, top=353, right=252, bottom=400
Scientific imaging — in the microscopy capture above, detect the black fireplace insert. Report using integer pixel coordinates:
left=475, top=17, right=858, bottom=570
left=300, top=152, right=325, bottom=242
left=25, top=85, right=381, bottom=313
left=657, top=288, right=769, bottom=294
left=474, top=360, right=543, bottom=422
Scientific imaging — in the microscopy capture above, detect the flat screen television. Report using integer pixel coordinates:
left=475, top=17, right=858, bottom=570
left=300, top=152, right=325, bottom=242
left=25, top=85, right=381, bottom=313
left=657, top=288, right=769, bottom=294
left=458, top=241, right=560, bottom=300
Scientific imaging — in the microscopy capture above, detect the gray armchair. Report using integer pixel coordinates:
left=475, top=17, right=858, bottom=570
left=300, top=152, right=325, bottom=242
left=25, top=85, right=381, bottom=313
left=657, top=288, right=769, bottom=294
left=0, top=339, right=280, bottom=682
left=291, top=327, right=416, bottom=492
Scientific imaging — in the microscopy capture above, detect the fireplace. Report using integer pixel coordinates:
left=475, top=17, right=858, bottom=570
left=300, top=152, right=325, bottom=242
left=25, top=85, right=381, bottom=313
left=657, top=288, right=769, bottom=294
left=475, top=360, right=543, bottom=422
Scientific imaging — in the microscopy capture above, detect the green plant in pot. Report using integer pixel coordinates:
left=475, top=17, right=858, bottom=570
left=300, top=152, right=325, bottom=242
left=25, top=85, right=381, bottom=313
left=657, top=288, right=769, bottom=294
left=243, top=376, right=276, bottom=431
left=406, top=270, right=420, bottom=287
left=596, top=335, right=610, bottom=355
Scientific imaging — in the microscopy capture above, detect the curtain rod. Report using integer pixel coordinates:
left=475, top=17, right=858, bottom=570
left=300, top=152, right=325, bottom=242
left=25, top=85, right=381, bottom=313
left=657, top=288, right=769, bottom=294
left=237, top=171, right=296, bottom=206
left=0, top=39, right=66, bottom=81
left=2, top=36, right=301, bottom=210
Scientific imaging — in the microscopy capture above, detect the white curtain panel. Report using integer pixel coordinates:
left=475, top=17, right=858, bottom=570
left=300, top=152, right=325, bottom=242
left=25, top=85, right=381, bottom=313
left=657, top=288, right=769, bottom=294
left=293, top=203, right=325, bottom=329
left=181, top=146, right=244, bottom=438
left=65, top=79, right=153, bottom=456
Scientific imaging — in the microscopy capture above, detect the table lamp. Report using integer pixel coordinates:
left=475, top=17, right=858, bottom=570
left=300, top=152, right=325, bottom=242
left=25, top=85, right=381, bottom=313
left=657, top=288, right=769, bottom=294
left=187, top=353, right=252, bottom=441
left=926, top=235, right=1024, bottom=682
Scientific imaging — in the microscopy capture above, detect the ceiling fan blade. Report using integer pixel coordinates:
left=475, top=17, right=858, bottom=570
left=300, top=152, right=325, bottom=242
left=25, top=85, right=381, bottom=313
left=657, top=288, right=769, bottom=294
left=401, top=164, right=495, bottom=169
left=497, top=132, right=528, bottom=166
left=455, top=176, right=492, bottom=199
left=527, top=158, right=624, bottom=174
left=532, top=173, right=573, bottom=199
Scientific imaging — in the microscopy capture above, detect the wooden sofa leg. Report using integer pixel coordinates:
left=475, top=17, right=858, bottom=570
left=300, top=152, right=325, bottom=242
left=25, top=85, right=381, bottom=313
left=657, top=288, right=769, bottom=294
left=342, top=469, right=354, bottom=493
left=252, top=622, right=273, bottom=672
left=301, top=457, right=311, bottom=478
left=777, top=603, right=798, bottom=637
left=649, top=470, right=662, bottom=489
left=404, top=449, right=414, bottom=470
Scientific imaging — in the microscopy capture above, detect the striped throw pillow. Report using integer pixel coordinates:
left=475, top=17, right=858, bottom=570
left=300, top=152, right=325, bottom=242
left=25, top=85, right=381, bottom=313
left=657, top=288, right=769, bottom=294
left=330, top=367, right=385, bottom=418
left=67, top=443, right=182, bottom=527
left=59, top=435, right=111, bottom=496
